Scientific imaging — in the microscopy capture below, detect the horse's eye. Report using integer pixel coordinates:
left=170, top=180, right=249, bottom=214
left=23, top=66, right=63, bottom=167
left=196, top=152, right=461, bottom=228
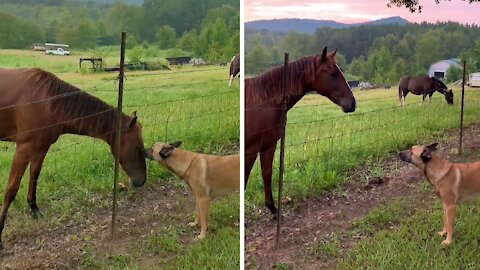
left=330, top=72, right=338, bottom=78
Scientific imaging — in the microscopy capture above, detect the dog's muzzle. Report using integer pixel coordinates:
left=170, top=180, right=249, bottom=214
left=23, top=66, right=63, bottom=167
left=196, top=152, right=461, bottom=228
left=143, top=148, right=153, bottom=160
left=398, top=151, right=411, bottom=163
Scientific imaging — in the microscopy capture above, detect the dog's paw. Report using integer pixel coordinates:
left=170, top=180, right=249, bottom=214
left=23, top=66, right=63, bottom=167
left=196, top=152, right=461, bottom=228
left=188, top=221, right=199, bottom=227
left=437, top=230, right=447, bottom=237
left=195, top=234, right=206, bottom=240
left=441, top=239, right=452, bottom=246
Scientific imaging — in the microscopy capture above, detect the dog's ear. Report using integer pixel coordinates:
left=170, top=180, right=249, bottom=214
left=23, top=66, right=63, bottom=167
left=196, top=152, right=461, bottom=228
left=426, top=143, right=438, bottom=151
left=421, top=148, right=433, bottom=162
left=170, top=141, right=182, bottom=148
left=159, top=145, right=175, bottom=159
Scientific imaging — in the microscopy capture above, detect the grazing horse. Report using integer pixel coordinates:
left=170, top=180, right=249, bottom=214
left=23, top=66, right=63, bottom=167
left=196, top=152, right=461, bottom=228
left=228, top=54, right=240, bottom=87
left=0, top=68, right=147, bottom=249
left=245, top=47, right=356, bottom=217
left=398, top=76, right=454, bottom=106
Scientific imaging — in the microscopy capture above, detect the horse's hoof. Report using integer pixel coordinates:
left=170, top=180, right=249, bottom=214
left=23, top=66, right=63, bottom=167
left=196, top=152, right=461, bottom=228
left=31, top=209, right=43, bottom=219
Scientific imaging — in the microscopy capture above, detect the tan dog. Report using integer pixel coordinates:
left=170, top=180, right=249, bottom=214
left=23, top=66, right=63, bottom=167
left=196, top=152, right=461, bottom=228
left=398, top=143, right=480, bottom=246
left=144, top=141, right=239, bottom=239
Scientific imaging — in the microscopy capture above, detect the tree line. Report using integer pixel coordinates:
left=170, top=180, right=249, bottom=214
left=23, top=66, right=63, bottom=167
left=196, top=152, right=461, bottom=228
left=246, top=22, right=480, bottom=84
left=0, top=0, right=239, bottom=61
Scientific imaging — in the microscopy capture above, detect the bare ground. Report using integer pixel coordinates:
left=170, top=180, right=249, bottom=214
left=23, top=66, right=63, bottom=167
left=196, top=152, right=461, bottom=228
left=245, top=123, right=480, bottom=269
left=0, top=180, right=196, bottom=270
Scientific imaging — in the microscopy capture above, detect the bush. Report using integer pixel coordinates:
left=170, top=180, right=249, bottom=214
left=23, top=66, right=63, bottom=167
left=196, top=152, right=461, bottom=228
left=445, top=65, right=462, bottom=83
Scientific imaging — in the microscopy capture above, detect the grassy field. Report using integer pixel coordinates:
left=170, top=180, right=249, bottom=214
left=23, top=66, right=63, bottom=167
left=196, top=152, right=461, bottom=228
left=0, top=49, right=239, bottom=269
left=245, top=84, right=480, bottom=269
left=246, top=85, right=480, bottom=207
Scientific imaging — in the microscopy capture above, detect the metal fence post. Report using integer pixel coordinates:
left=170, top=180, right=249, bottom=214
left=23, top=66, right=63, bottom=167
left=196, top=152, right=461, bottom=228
left=275, top=52, right=289, bottom=249
left=459, top=60, right=466, bottom=155
left=111, top=31, right=126, bottom=240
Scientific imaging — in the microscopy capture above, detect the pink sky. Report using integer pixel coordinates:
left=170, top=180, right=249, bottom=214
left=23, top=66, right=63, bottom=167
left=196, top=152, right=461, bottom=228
left=245, top=0, right=480, bottom=24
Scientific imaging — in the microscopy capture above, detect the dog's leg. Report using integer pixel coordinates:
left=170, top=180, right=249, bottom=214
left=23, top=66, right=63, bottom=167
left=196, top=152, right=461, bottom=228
left=197, top=196, right=210, bottom=240
left=188, top=198, right=200, bottom=227
left=441, top=204, right=457, bottom=246
left=438, top=203, right=447, bottom=237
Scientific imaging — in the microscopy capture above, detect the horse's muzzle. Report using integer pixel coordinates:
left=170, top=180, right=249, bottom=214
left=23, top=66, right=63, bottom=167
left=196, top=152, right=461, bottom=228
left=341, top=100, right=356, bottom=113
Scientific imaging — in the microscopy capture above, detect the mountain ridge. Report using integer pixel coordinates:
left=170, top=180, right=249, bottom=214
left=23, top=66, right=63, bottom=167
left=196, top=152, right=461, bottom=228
left=245, top=16, right=410, bottom=33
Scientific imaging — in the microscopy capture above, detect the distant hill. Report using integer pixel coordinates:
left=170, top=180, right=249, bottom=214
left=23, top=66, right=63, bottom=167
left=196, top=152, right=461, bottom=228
left=80, top=0, right=143, bottom=5
left=245, top=16, right=410, bottom=33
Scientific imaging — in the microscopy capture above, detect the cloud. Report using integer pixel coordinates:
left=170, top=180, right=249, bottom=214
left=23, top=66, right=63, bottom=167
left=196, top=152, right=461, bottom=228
left=245, top=0, right=480, bottom=24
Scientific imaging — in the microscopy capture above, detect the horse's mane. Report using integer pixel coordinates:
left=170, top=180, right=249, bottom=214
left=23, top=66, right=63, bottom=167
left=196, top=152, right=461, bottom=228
left=28, top=68, right=121, bottom=135
left=245, top=55, right=316, bottom=104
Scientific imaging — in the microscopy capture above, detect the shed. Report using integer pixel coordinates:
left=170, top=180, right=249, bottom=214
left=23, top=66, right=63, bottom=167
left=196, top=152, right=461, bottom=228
left=428, top=59, right=461, bottom=80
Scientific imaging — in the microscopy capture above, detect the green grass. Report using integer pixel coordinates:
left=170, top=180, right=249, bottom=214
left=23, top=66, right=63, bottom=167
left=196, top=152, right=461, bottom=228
left=337, top=198, right=480, bottom=269
left=0, top=49, right=239, bottom=269
left=246, top=86, right=480, bottom=209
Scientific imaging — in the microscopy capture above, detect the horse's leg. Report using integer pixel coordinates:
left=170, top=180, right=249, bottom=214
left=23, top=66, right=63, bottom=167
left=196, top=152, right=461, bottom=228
left=260, top=148, right=277, bottom=217
left=244, top=153, right=257, bottom=188
left=429, top=92, right=433, bottom=103
left=0, top=144, right=31, bottom=250
left=27, top=147, right=50, bottom=219
left=228, top=75, right=234, bottom=87
left=401, top=91, right=407, bottom=106
left=421, top=94, right=427, bottom=105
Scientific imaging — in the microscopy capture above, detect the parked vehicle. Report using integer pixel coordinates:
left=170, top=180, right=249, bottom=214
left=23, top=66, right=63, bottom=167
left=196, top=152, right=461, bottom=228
left=45, top=43, right=70, bottom=56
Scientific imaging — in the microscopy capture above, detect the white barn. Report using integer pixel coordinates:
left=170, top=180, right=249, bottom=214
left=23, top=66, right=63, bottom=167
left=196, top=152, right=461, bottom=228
left=428, top=59, right=461, bottom=80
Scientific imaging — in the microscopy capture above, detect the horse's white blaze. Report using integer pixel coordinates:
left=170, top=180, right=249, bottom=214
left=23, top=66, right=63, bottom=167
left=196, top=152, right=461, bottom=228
left=230, top=55, right=236, bottom=63
left=228, top=75, right=234, bottom=87
left=336, top=64, right=352, bottom=92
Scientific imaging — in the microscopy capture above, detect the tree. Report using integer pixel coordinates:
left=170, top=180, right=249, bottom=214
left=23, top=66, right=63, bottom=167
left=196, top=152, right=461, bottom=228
left=414, top=30, right=443, bottom=73
left=155, top=25, right=177, bottom=49
left=126, top=35, right=138, bottom=50
left=177, top=30, right=198, bottom=52
left=245, top=35, right=272, bottom=75
left=387, top=0, right=480, bottom=12
left=445, top=65, right=462, bottom=83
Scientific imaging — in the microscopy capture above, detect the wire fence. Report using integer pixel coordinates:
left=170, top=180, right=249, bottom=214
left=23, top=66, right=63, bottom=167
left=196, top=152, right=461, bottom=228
left=245, top=56, right=480, bottom=245
left=0, top=35, right=239, bottom=241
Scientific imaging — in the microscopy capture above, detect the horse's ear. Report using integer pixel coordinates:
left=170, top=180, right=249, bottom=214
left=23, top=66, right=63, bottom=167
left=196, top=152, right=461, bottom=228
left=321, top=47, right=328, bottom=62
left=129, top=111, right=138, bottom=129
left=331, top=48, right=337, bottom=58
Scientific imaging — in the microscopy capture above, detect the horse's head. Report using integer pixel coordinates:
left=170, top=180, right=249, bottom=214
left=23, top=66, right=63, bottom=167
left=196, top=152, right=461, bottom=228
left=116, top=111, right=147, bottom=187
left=444, top=89, right=454, bottom=105
left=431, top=77, right=453, bottom=105
left=311, top=47, right=356, bottom=113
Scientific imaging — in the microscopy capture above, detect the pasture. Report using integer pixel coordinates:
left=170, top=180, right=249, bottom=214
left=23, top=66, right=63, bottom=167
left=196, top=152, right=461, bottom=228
left=0, top=49, right=240, bottom=269
left=245, top=85, right=480, bottom=269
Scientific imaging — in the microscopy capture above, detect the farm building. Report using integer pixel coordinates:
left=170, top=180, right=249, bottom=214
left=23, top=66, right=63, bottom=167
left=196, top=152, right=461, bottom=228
left=428, top=59, right=461, bottom=80
left=166, top=56, right=191, bottom=65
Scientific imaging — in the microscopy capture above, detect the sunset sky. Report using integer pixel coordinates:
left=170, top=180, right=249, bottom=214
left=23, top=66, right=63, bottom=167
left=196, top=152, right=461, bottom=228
left=245, top=0, right=480, bottom=24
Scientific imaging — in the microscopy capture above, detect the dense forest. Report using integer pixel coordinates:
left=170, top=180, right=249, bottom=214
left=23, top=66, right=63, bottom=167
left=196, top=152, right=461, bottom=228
left=0, top=0, right=239, bottom=61
left=246, top=22, right=480, bottom=84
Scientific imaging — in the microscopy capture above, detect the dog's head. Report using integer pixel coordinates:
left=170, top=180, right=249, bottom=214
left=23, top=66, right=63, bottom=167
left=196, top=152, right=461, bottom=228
left=143, top=141, right=182, bottom=164
left=398, top=143, right=438, bottom=166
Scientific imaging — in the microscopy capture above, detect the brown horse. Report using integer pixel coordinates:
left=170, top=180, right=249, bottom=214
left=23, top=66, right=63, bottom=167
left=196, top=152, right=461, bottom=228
left=398, top=76, right=453, bottom=106
left=245, top=48, right=356, bottom=217
left=0, top=68, right=147, bottom=249
left=228, top=54, right=240, bottom=87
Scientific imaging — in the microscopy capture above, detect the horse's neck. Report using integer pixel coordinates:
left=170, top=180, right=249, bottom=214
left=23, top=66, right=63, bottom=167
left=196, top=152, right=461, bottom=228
left=286, top=93, right=306, bottom=111
left=62, top=112, right=118, bottom=145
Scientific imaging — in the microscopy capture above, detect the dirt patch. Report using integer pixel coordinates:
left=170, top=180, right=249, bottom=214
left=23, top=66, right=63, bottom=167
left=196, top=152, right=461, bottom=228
left=245, top=124, right=480, bottom=269
left=0, top=180, right=194, bottom=270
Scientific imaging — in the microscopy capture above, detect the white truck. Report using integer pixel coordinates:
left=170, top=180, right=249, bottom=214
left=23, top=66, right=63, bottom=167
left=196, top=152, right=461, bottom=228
left=45, top=43, right=70, bottom=56
left=468, top=72, right=480, bottom=87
